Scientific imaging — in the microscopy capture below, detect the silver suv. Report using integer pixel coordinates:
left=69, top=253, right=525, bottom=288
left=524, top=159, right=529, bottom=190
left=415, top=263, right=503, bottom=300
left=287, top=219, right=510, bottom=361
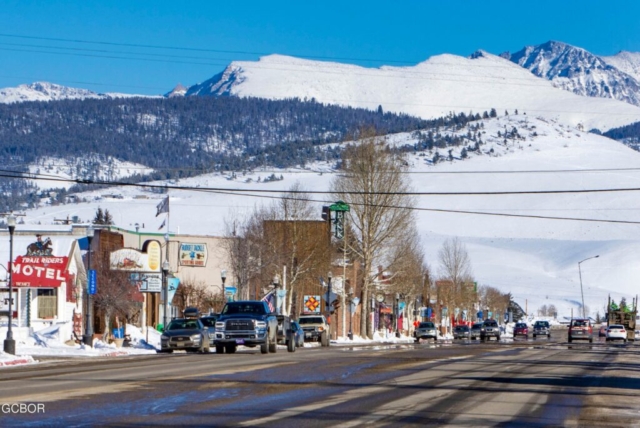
left=414, top=321, right=438, bottom=342
left=481, top=319, right=501, bottom=341
left=298, top=315, right=330, bottom=346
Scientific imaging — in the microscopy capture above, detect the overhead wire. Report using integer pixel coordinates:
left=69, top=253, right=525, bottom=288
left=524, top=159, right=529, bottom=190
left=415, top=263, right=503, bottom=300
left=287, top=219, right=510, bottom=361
left=3, top=169, right=640, bottom=225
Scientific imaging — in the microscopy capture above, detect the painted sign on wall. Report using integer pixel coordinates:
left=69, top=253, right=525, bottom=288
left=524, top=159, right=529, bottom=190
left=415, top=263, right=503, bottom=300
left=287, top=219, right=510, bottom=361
left=12, top=256, right=69, bottom=287
left=110, top=242, right=161, bottom=272
left=179, top=243, right=208, bottom=267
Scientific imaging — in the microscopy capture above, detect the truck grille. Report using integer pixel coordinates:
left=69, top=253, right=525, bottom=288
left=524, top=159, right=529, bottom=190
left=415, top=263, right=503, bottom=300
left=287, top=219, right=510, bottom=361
left=226, top=320, right=254, bottom=330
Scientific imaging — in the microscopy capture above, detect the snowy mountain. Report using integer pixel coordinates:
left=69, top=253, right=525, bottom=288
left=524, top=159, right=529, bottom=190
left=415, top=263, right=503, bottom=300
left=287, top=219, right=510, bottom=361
left=602, top=50, right=640, bottom=82
left=19, top=115, right=640, bottom=319
left=184, top=52, right=640, bottom=132
left=0, top=81, right=149, bottom=104
left=504, top=41, right=640, bottom=107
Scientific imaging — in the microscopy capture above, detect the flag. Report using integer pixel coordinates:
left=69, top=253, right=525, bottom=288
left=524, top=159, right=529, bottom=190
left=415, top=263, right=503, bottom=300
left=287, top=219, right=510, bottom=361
left=158, top=218, right=166, bottom=230
left=156, top=196, right=169, bottom=217
left=261, top=292, right=275, bottom=312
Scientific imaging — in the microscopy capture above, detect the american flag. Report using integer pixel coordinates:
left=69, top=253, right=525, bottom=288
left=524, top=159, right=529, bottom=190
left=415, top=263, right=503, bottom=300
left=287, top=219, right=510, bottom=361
left=261, top=292, right=275, bottom=312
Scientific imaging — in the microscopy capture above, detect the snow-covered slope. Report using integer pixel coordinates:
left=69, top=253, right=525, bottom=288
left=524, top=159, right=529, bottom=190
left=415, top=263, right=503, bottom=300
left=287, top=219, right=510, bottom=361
left=186, top=52, right=640, bottom=132
left=602, top=50, right=640, bottom=82
left=505, top=41, right=640, bottom=107
left=28, top=156, right=155, bottom=190
left=18, top=116, right=640, bottom=319
left=0, top=82, right=150, bottom=104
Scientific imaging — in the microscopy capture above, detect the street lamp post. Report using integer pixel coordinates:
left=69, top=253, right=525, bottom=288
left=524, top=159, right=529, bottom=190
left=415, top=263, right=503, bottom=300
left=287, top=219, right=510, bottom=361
left=395, top=293, right=401, bottom=338
left=221, top=269, right=227, bottom=303
left=3, top=215, right=16, bottom=354
left=348, top=287, right=354, bottom=340
left=578, top=255, right=599, bottom=319
left=327, top=271, right=332, bottom=339
left=162, top=260, right=170, bottom=330
left=83, top=226, right=94, bottom=347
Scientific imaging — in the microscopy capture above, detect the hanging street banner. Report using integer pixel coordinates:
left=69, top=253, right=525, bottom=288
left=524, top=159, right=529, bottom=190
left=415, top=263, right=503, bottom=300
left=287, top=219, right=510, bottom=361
left=12, top=256, right=69, bottom=288
left=179, top=243, right=208, bottom=267
left=88, top=269, right=97, bottom=295
left=303, top=295, right=321, bottom=313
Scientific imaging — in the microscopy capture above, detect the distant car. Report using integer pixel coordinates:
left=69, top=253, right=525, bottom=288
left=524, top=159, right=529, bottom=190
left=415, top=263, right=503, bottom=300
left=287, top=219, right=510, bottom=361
left=481, top=319, right=500, bottom=341
left=606, top=324, right=627, bottom=342
left=160, top=318, right=210, bottom=353
left=470, top=323, right=483, bottom=340
left=598, top=325, right=607, bottom=338
left=532, top=320, right=551, bottom=338
left=291, top=321, right=305, bottom=348
left=568, top=318, right=593, bottom=343
left=200, top=314, right=218, bottom=345
left=513, top=323, right=529, bottom=338
left=453, top=325, right=470, bottom=340
left=414, top=322, right=438, bottom=342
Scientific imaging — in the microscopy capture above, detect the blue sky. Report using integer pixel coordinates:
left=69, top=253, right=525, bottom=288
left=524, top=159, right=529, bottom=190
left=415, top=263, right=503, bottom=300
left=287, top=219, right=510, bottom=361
left=1, top=0, right=639, bottom=95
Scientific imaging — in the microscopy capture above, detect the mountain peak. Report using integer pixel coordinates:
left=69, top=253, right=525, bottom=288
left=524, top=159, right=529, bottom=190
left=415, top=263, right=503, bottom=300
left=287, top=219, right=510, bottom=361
left=165, top=83, right=187, bottom=98
left=506, top=41, right=640, bottom=106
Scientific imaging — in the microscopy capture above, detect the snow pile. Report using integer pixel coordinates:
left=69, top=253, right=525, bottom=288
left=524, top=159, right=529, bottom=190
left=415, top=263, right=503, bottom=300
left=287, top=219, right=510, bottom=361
left=0, top=351, right=35, bottom=367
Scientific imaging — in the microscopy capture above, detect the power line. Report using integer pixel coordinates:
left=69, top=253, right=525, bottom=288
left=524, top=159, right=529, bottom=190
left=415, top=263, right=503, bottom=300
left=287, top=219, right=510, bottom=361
left=3, top=169, right=640, bottom=225
left=7, top=169, right=640, bottom=196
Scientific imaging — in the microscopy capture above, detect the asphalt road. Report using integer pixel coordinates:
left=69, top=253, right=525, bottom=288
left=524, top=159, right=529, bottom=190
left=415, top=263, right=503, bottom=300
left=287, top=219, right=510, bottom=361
left=2, top=331, right=640, bottom=427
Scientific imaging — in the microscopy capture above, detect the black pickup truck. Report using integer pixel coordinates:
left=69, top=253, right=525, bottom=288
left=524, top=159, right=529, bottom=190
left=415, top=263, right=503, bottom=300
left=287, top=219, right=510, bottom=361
left=214, top=301, right=278, bottom=354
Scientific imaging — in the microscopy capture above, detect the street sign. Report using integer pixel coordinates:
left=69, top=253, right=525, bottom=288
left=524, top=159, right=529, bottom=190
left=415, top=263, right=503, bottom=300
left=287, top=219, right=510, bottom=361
left=88, top=269, right=97, bottom=295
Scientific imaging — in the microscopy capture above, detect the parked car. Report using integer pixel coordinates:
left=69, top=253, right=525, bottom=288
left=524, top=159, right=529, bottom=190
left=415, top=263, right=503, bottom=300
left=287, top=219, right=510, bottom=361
left=291, top=321, right=305, bottom=348
left=160, top=318, right=210, bottom=353
left=606, top=324, right=627, bottom=342
left=599, top=325, right=607, bottom=338
left=568, top=318, right=593, bottom=343
left=513, top=322, right=529, bottom=338
left=200, top=314, right=218, bottom=345
left=480, top=319, right=500, bottom=341
left=414, top=321, right=438, bottom=342
left=470, top=323, right=483, bottom=340
left=532, top=320, right=551, bottom=339
left=453, top=325, right=470, bottom=340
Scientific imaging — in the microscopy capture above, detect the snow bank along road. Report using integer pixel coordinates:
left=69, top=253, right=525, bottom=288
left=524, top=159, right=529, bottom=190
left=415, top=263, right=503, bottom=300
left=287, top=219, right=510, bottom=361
left=1, top=334, right=639, bottom=427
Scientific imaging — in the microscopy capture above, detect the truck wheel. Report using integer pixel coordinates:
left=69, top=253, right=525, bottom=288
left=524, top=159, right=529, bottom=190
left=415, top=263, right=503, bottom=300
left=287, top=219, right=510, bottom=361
left=269, top=332, right=277, bottom=353
left=225, top=344, right=237, bottom=354
left=260, top=336, right=269, bottom=354
left=497, top=336, right=501, bottom=341
left=215, top=344, right=224, bottom=354
left=287, top=338, right=296, bottom=352
left=589, top=338, right=593, bottom=343
left=568, top=337, right=572, bottom=343
left=533, top=334, right=536, bottom=339
left=320, top=331, right=329, bottom=347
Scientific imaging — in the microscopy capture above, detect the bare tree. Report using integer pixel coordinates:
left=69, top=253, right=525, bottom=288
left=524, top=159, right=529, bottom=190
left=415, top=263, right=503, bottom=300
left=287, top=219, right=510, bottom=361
left=173, top=277, right=219, bottom=314
left=438, top=238, right=475, bottom=317
left=331, top=132, right=415, bottom=338
left=93, top=251, right=142, bottom=340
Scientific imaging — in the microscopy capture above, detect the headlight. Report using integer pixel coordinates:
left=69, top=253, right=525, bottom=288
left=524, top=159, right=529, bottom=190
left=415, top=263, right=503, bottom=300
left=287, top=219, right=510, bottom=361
left=161, top=334, right=168, bottom=340
left=317, top=327, right=324, bottom=332
left=191, top=334, right=201, bottom=342
left=215, top=322, right=225, bottom=329
left=255, top=321, right=266, bottom=328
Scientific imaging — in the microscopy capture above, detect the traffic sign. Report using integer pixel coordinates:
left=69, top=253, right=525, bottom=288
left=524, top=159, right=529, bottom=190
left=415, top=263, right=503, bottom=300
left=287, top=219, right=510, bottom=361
left=88, top=269, right=97, bottom=295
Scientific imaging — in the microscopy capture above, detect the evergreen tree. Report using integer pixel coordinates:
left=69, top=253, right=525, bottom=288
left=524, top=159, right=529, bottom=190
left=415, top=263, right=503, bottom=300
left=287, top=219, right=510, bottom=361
left=93, top=208, right=105, bottom=225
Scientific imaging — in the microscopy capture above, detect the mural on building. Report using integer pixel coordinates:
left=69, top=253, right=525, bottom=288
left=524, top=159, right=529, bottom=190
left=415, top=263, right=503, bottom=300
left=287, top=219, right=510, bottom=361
left=26, top=235, right=53, bottom=256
